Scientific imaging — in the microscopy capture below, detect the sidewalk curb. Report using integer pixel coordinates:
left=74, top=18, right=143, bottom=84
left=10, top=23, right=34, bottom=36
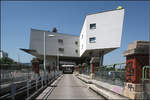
left=76, top=75, right=92, bottom=84
left=76, top=74, right=129, bottom=100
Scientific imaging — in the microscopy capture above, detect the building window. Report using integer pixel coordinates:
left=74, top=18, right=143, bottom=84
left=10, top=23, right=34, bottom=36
left=75, top=49, right=78, bottom=53
left=75, top=41, right=78, bottom=45
left=58, top=48, right=64, bottom=53
left=89, top=37, right=96, bottom=43
left=90, top=23, right=96, bottom=29
left=58, top=39, right=63, bottom=44
left=82, top=34, right=83, bottom=39
left=82, top=44, right=83, bottom=49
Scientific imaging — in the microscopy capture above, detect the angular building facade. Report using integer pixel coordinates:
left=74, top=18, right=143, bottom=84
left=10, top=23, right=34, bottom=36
left=80, top=9, right=124, bottom=57
left=21, top=8, right=125, bottom=67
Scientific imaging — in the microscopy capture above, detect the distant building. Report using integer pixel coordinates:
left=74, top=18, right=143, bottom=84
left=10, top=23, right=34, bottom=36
left=21, top=8, right=125, bottom=67
left=0, top=50, right=8, bottom=58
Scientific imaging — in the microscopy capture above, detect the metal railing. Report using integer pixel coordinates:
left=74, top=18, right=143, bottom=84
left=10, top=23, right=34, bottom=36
left=0, top=64, right=62, bottom=99
left=142, top=66, right=150, bottom=99
left=82, top=63, right=126, bottom=87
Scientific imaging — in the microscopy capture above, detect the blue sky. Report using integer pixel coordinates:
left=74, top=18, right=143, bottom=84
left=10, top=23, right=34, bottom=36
left=1, top=1, right=149, bottom=64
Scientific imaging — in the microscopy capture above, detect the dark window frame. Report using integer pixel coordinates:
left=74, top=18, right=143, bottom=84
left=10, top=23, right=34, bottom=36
left=58, top=48, right=64, bottom=53
left=75, top=41, right=78, bottom=45
left=90, top=23, right=96, bottom=29
left=58, top=39, right=63, bottom=44
left=75, top=49, right=78, bottom=53
left=89, top=37, right=96, bottom=43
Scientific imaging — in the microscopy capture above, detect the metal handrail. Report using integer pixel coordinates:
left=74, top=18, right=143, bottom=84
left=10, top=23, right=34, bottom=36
left=0, top=72, right=62, bottom=99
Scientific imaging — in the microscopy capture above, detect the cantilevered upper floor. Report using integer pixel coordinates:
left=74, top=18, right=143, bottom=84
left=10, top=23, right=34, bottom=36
left=21, top=7, right=125, bottom=61
left=80, top=8, right=125, bottom=57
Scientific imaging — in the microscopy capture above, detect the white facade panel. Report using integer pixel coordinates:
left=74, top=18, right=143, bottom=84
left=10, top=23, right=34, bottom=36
left=80, top=18, right=87, bottom=56
left=30, top=29, right=79, bottom=57
left=86, top=9, right=124, bottom=50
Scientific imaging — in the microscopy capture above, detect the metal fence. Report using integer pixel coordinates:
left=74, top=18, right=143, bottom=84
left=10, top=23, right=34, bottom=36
left=0, top=64, right=62, bottom=99
left=0, top=65, right=33, bottom=85
left=142, top=66, right=150, bottom=99
left=95, top=70, right=126, bottom=86
left=82, top=63, right=126, bottom=87
left=0, top=64, right=57, bottom=84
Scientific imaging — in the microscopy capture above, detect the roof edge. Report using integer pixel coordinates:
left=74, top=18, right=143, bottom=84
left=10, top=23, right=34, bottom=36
left=86, top=8, right=124, bottom=16
left=31, top=28, right=79, bottom=37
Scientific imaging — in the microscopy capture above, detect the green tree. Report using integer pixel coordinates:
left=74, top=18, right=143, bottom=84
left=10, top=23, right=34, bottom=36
left=0, top=57, right=15, bottom=64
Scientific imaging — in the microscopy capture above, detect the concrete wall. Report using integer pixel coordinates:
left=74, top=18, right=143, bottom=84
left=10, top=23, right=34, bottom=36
left=30, top=29, right=79, bottom=57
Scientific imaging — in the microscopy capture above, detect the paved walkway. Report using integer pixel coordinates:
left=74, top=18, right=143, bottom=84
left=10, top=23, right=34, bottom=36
left=47, top=74, right=104, bottom=99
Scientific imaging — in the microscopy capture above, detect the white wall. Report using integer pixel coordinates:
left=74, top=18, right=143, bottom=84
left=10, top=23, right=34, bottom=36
left=80, top=18, right=87, bottom=56
left=86, top=9, right=124, bottom=50
left=30, top=29, right=79, bottom=57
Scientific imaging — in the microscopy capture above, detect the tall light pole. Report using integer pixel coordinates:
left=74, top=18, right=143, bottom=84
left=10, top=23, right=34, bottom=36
left=57, top=50, right=59, bottom=71
left=57, top=52, right=64, bottom=71
left=43, top=32, right=55, bottom=75
left=44, top=32, right=46, bottom=74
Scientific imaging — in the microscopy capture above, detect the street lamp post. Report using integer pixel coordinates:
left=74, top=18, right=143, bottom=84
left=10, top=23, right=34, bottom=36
left=44, top=32, right=46, bottom=74
left=43, top=32, right=46, bottom=85
left=43, top=32, right=55, bottom=81
left=57, top=51, right=59, bottom=71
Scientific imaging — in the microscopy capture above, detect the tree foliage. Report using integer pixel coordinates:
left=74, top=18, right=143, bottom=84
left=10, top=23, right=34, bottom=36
left=0, top=57, right=16, bottom=64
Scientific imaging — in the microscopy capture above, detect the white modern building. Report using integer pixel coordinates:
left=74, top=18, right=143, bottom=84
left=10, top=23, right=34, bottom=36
left=21, top=8, right=125, bottom=67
